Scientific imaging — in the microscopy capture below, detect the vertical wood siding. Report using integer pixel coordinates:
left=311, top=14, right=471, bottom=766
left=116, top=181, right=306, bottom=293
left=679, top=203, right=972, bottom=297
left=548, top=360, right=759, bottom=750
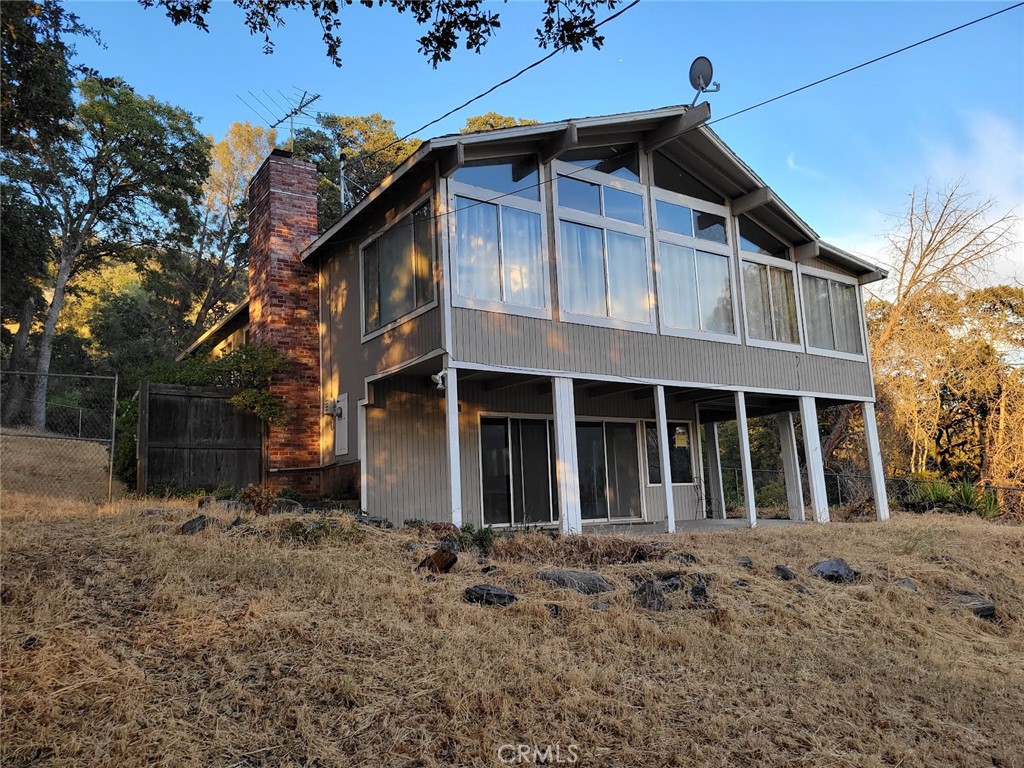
left=451, top=308, right=873, bottom=398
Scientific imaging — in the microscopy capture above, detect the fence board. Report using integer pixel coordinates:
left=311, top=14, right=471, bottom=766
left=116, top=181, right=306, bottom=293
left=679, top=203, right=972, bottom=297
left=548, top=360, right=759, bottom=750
left=137, top=384, right=262, bottom=493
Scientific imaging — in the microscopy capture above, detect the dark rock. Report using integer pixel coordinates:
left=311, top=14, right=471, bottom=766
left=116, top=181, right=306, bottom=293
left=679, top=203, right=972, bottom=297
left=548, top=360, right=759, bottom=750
left=138, top=508, right=166, bottom=517
left=228, top=516, right=245, bottom=529
left=21, top=636, right=39, bottom=651
left=633, top=581, right=670, bottom=612
left=690, top=574, right=710, bottom=603
left=795, top=583, right=813, bottom=596
left=464, top=584, right=517, bottom=607
left=809, top=558, right=859, bottom=584
left=538, top=569, right=613, bottom=595
left=732, top=556, right=754, bottom=570
left=440, top=533, right=462, bottom=554
left=197, top=495, right=216, bottom=509
left=591, top=601, right=612, bottom=611
left=731, top=579, right=750, bottom=589
left=481, top=564, right=499, bottom=575
left=425, top=574, right=436, bottom=583
left=273, top=498, right=304, bottom=514
left=952, top=591, right=997, bottom=620
left=669, top=552, right=699, bottom=565
left=416, top=548, right=458, bottom=574
left=774, top=564, right=797, bottom=581
left=895, top=577, right=918, bottom=592
left=180, top=515, right=223, bottom=535
left=785, top=604, right=798, bottom=613
left=356, top=516, right=392, bottom=529
left=546, top=603, right=562, bottom=618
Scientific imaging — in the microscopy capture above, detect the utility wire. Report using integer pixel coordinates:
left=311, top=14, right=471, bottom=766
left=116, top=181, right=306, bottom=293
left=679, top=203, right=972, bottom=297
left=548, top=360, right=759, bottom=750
left=313, top=1, right=1024, bottom=250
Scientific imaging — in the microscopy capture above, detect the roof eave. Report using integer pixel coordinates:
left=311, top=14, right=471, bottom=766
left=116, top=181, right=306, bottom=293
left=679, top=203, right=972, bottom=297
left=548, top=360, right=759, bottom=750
left=175, top=299, right=250, bottom=362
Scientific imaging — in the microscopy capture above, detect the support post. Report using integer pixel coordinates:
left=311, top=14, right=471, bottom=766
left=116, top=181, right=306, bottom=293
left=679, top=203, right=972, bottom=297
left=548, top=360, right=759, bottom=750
left=734, top=392, right=757, bottom=527
left=704, top=422, right=726, bottom=519
left=654, top=385, right=676, bottom=533
left=775, top=412, right=805, bottom=521
left=861, top=401, right=890, bottom=521
left=358, top=399, right=368, bottom=513
left=798, top=396, right=830, bottom=523
left=444, top=367, right=463, bottom=527
left=552, top=377, right=582, bottom=534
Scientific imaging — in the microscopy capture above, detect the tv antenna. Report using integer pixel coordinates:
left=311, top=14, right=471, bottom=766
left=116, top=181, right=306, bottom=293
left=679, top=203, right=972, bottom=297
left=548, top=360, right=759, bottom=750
left=689, top=56, right=721, bottom=107
left=267, top=90, right=321, bottom=149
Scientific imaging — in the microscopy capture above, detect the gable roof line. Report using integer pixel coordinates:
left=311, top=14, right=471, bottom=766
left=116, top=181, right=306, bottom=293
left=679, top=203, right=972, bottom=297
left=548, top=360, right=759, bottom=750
left=175, top=299, right=250, bottom=361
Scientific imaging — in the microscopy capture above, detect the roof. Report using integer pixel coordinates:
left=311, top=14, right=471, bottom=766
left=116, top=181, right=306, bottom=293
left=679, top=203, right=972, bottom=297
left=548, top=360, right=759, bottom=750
left=302, top=104, right=886, bottom=281
left=176, top=300, right=250, bottom=361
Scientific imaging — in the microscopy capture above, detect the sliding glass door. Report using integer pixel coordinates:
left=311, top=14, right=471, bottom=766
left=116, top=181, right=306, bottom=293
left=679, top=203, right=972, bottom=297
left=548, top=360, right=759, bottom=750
left=481, top=417, right=558, bottom=526
left=578, top=420, right=643, bottom=521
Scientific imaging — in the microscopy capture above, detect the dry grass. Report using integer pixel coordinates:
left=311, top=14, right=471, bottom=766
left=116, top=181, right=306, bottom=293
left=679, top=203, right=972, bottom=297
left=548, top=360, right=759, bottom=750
left=2, top=495, right=1023, bottom=768
left=0, top=431, right=125, bottom=502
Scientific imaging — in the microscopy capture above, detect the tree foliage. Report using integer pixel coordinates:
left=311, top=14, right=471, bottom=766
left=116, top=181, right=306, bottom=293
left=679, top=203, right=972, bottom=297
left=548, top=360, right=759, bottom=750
left=139, top=0, right=620, bottom=67
left=460, top=112, right=540, bottom=134
left=291, top=113, right=420, bottom=231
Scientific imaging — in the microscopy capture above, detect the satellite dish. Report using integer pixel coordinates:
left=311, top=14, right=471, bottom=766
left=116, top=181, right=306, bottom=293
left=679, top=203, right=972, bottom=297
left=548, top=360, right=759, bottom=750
left=689, top=56, right=721, bottom=106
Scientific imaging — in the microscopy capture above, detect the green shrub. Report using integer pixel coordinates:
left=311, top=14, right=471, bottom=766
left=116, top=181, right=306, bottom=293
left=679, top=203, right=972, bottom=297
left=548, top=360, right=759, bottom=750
left=951, top=479, right=981, bottom=514
left=755, top=481, right=788, bottom=510
left=978, top=491, right=1003, bottom=520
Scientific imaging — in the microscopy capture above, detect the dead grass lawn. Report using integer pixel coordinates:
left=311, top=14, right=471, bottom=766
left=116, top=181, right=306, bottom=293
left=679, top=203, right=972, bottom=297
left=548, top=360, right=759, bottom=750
left=2, top=495, right=1022, bottom=767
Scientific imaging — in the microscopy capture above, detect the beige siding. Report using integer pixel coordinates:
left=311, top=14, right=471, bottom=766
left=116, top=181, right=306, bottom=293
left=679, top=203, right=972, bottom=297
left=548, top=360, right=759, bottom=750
left=456, top=379, right=702, bottom=528
left=364, top=377, right=450, bottom=525
left=451, top=308, right=873, bottom=398
left=210, top=325, right=248, bottom=358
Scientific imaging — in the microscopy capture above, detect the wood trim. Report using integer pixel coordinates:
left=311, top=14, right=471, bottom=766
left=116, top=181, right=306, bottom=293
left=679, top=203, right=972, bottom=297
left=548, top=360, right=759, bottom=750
left=799, top=396, right=831, bottom=523
left=731, top=186, right=773, bottom=216
left=642, top=102, right=711, bottom=153
left=775, top=412, right=805, bottom=521
left=541, top=122, right=578, bottom=163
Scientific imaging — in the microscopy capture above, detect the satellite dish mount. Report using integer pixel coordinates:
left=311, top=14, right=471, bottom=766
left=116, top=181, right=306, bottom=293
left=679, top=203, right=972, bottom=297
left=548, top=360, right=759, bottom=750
left=689, top=56, right=721, bottom=107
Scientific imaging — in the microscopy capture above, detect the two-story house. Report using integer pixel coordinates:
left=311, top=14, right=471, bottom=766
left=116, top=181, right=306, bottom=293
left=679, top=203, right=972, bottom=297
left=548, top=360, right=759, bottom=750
left=192, top=104, right=891, bottom=532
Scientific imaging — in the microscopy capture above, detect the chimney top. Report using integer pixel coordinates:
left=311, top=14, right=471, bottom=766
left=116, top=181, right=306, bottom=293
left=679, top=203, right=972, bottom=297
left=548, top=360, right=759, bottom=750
left=271, top=147, right=293, bottom=159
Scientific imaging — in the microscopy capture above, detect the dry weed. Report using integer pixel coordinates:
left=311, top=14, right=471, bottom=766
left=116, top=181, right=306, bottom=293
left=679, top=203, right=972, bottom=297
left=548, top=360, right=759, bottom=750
left=2, top=497, right=1022, bottom=767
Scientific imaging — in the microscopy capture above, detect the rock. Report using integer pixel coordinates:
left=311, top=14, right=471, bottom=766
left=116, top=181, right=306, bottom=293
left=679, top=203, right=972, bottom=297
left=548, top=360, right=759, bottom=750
left=731, top=579, right=750, bottom=589
left=895, top=577, right=918, bottom=592
left=416, top=548, right=458, bottom=574
left=228, top=515, right=245, bottom=529
left=477, top=556, right=487, bottom=565
left=538, top=569, right=613, bottom=595
left=794, top=583, right=813, bottom=596
left=809, top=558, right=859, bottom=584
left=732, top=556, right=754, bottom=570
left=402, top=541, right=418, bottom=552
left=440, top=533, right=462, bottom=554
left=464, top=584, right=517, bottom=607
left=952, top=591, right=997, bottom=620
left=690, top=574, right=710, bottom=603
left=669, top=552, right=699, bottom=565
left=273, top=498, right=304, bottom=514
left=481, top=564, right=499, bottom=575
left=138, top=508, right=166, bottom=517
left=633, top=581, right=670, bottom=612
left=650, top=572, right=683, bottom=592
left=21, top=636, right=39, bottom=651
left=591, top=601, right=612, bottom=611
left=221, top=499, right=249, bottom=513
left=546, top=603, right=562, bottom=618
left=774, top=564, right=797, bottom=581
left=197, top=495, right=216, bottom=509
left=180, top=515, right=222, bottom=535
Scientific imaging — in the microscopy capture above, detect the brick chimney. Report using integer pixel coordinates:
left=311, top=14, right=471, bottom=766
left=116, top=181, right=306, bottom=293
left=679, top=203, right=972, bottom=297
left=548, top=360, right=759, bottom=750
left=247, top=148, right=321, bottom=495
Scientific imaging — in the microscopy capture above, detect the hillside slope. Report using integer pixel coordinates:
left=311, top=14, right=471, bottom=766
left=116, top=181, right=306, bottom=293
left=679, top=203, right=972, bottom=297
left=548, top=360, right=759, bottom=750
left=2, top=493, right=1022, bottom=767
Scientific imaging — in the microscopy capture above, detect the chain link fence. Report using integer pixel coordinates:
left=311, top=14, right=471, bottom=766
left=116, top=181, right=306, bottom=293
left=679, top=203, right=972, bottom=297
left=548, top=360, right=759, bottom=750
left=1, top=370, right=119, bottom=502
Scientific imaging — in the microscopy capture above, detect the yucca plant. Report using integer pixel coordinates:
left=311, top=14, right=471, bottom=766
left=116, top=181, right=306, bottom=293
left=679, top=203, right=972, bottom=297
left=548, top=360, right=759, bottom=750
left=951, top=479, right=981, bottom=514
left=978, top=491, right=1003, bottom=520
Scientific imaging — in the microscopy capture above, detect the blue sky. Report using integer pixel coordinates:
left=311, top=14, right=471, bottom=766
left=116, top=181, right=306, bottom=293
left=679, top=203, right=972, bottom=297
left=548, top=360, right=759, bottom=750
left=70, top=1, right=1024, bottom=283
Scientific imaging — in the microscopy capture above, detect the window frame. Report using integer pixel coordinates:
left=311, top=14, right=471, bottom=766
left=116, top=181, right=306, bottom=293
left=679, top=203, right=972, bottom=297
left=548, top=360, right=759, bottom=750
left=574, top=416, right=648, bottom=524
left=736, top=218, right=803, bottom=351
left=552, top=154, right=657, bottom=334
left=477, top=412, right=559, bottom=528
left=649, top=183, right=740, bottom=344
left=446, top=156, right=553, bottom=320
left=359, top=192, right=438, bottom=342
left=797, top=264, right=868, bottom=361
left=642, top=420, right=696, bottom=487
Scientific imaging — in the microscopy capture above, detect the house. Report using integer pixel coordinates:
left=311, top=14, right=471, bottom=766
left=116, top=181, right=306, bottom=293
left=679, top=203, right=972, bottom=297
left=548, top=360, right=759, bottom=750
left=191, top=103, right=891, bottom=532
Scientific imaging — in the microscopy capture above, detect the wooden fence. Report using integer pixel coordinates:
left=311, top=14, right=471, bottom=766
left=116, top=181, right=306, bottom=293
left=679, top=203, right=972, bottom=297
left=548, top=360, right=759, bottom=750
left=137, top=383, right=262, bottom=493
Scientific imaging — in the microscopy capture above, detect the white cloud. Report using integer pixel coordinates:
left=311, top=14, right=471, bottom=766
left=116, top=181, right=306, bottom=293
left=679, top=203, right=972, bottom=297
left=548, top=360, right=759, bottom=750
left=786, top=152, right=828, bottom=181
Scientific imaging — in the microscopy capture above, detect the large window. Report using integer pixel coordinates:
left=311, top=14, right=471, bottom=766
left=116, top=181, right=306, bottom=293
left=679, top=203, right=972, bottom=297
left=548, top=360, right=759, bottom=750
left=577, top=421, right=643, bottom=520
left=362, top=200, right=434, bottom=334
left=738, top=217, right=798, bottom=345
left=555, top=145, right=653, bottom=329
left=450, top=157, right=548, bottom=315
left=801, top=273, right=864, bottom=354
left=480, top=417, right=558, bottom=526
left=652, top=155, right=735, bottom=338
left=644, top=421, right=694, bottom=485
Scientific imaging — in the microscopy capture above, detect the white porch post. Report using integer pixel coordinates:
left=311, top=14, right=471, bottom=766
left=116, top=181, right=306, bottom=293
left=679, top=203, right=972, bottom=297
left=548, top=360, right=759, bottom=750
left=798, top=396, right=830, bottom=523
left=654, top=385, right=676, bottom=533
left=357, top=399, right=368, bottom=513
left=734, top=391, right=757, bottom=528
left=775, top=412, right=805, bottom=521
left=552, top=377, right=582, bottom=534
left=704, top=422, right=726, bottom=519
left=444, top=367, right=463, bottom=527
left=861, top=401, right=890, bottom=522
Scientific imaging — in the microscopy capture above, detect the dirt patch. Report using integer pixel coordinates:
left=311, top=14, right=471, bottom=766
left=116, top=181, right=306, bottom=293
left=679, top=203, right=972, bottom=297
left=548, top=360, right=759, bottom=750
left=1, top=431, right=125, bottom=502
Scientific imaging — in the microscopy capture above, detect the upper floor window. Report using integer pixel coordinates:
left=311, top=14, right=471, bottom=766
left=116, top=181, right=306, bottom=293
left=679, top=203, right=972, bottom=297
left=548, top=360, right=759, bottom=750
left=450, top=157, right=548, bottom=315
left=652, top=151, right=724, bottom=205
left=554, top=145, right=652, bottom=329
left=362, top=200, right=434, bottom=334
left=801, top=273, right=864, bottom=355
left=738, top=217, right=798, bottom=345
